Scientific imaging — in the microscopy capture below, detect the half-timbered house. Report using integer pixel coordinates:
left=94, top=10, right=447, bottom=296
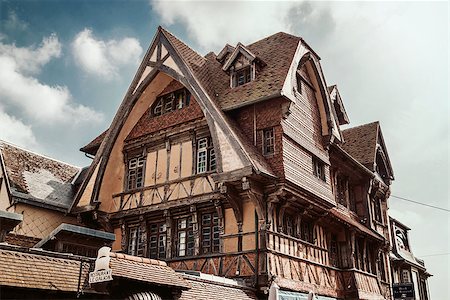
left=69, top=27, right=405, bottom=299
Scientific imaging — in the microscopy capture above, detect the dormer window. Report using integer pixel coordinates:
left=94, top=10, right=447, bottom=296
left=153, top=88, right=190, bottom=117
left=222, top=43, right=262, bottom=88
left=236, top=66, right=252, bottom=86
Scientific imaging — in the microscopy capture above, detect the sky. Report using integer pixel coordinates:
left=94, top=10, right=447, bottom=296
left=0, top=0, right=448, bottom=298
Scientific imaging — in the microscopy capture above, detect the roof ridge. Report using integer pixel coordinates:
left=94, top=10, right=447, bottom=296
left=245, top=31, right=301, bottom=48
left=109, top=251, right=168, bottom=267
left=159, top=26, right=206, bottom=64
left=342, top=121, right=379, bottom=132
left=0, top=140, right=80, bottom=169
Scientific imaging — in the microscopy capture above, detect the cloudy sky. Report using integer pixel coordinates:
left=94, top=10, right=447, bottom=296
left=0, top=0, right=448, bottom=298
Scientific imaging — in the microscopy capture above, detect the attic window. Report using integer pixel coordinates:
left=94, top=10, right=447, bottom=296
left=232, top=65, right=253, bottom=87
left=153, top=88, right=190, bottom=116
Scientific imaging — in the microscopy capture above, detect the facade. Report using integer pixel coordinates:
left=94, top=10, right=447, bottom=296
left=72, top=27, right=397, bottom=299
left=389, top=218, right=431, bottom=300
left=0, top=27, right=432, bottom=300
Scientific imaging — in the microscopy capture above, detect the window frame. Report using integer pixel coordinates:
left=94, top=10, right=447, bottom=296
left=196, top=137, right=216, bottom=174
left=300, top=219, right=315, bottom=244
left=152, top=88, right=191, bottom=117
left=313, top=157, right=326, bottom=181
left=175, top=216, right=194, bottom=257
left=200, top=211, right=220, bottom=254
left=126, top=156, right=146, bottom=191
left=148, top=222, right=167, bottom=259
left=127, top=226, right=145, bottom=256
left=262, top=127, right=275, bottom=156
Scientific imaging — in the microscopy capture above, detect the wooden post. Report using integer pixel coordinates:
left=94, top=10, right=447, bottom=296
left=164, top=209, right=172, bottom=259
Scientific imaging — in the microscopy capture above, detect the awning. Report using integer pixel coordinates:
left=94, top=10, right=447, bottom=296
left=34, top=223, right=116, bottom=248
left=126, top=291, right=162, bottom=300
left=278, top=290, right=337, bottom=300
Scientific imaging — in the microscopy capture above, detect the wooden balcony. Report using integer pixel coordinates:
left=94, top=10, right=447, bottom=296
left=166, top=250, right=259, bottom=279
left=267, top=230, right=329, bottom=265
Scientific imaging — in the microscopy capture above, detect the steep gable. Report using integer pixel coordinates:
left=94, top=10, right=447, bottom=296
left=341, top=122, right=394, bottom=181
left=72, top=27, right=276, bottom=212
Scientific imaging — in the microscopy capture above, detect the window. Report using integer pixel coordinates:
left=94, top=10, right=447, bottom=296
left=148, top=222, right=167, bottom=259
left=329, top=235, right=339, bottom=267
left=349, top=185, right=357, bottom=212
left=176, top=217, right=194, bottom=257
left=235, top=66, right=252, bottom=86
left=313, top=157, right=326, bottom=181
left=153, top=88, right=191, bottom=116
left=336, top=175, right=348, bottom=206
left=300, top=220, right=314, bottom=243
left=128, top=227, right=144, bottom=256
left=401, top=269, right=411, bottom=283
left=62, top=243, right=97, bottom=258
left=372, top=198, right=383, bottom=223
left=196, top=137, right=216, bottom=174
left=378, top=253, right=387, bottom=281
left=283, top=213, right=296, bottom=237
left=262, top=128, right=275, bottom=155
left=127, top=156, right=145, bottom=190
left=201, top=212, right=220, bottom=254
left=296, top=72, right=302, bottom=94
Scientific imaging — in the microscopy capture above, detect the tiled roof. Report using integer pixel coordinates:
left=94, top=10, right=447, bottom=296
left=80, top=29, right=298, bottom=177
left=80, top=129, right=108, bottom=155
left=341, top=122, right=379, bottom=170
left=0, top=245, right=92, bottom=293
left=330, top=207, right=384, bottom=241
left=0, top=141, right=80, bottom=211
left=215, top=32, right=301, bottom=110
left=161, top=27, right=207, bottom=70
left=109, top=252, right=190, bottom=289
left=179, top=275, right=258, bottom=300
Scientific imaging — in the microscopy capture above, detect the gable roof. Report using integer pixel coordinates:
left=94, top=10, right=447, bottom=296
left=341, top=122, right=380, bottom=170
left=222, top=42, right=257, bottom=71
left=341, top=121, right=394, bottom=180
left=328, top=85, right=350, bottom=125
left=211, top=32, right=301, bottom=111
left=79, top=31, right=302, bottom=162
left=80, top=129, right=108, bottom=156
left=109, top=252, right=190, bottom=289
left=0, top=141, right=80, bottom=212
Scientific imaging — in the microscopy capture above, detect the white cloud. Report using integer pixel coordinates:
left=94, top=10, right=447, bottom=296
left=0, top=108, right=38, bottom=150
left=0, top=35, right=103, bottom=124
left=72, top=28, right=143, bottom=78
left=151, top=1, right=333, bottom=52
left=0, top=33, right=61, bottom=75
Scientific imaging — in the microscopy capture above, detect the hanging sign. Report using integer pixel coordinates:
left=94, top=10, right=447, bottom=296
left=89, top=246, right=113, bottom=284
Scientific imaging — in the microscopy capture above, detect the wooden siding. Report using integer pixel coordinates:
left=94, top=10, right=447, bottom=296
left=283, top=137, right=333, bottom=202
left=281, top=66, right=329, bottom=163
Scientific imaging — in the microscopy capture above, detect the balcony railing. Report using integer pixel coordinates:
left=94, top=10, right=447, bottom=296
left=267, top=230, right=329, bottom=266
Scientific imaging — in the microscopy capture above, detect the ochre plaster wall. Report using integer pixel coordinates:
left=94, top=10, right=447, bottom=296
left=11, top=203, right=77, bottom=239
left=99, top=73, right=173, bottom=212
left=0, top=167, right=10, bottom=211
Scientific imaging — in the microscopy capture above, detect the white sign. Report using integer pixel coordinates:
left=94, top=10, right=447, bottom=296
left=89, top=246, right=113, bottom=284
left=89, top=269, right=113, bottom=284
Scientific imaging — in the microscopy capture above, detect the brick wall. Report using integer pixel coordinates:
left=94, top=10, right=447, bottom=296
left=126, top=96, right=204, bottom=141
left=230, top=98, right=287, bottom=178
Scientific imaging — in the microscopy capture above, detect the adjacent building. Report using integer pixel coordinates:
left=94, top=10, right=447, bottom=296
left=390, top=218, right=431, bottom=300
